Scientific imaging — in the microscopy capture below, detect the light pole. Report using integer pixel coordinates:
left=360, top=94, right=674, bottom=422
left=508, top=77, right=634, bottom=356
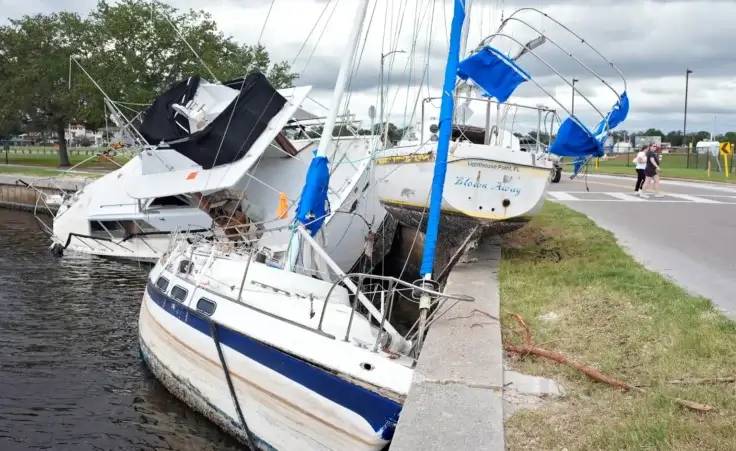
left=571, top=78, right=579, bottom=115
left=379, top=50, right=406, bottom=146
left=684, top=68, right=692, bottom=167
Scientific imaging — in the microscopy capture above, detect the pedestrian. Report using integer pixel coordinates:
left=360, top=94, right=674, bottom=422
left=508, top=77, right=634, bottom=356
left=640, top=146, right=663, bottom=198
left=633, top=146, right=647, bottom=195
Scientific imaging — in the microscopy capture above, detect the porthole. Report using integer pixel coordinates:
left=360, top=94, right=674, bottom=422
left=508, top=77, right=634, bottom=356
left=155, top=276, right=169, bottom=291
left=360, top=362, right=375, bottom=371
left=170, top=285, right=188, bottom=302
left=196, top=298, right=217, bottom=316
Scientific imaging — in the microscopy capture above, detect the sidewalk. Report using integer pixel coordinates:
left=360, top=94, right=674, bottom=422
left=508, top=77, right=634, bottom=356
left=390, top=237, right=505, bottom=451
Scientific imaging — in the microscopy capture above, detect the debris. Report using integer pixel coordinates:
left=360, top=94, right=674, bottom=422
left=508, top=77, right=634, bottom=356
left=503, top=312, right=714, bottom=412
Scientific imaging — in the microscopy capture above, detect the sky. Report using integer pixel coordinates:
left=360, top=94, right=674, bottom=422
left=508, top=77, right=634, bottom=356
left=2, top=0, right=736, bottom=136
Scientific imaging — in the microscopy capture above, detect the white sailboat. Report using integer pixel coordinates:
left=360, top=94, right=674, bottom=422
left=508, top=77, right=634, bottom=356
left=373, top=6, right=629, bottom=247
left=136, top=1, right=479, bottom=449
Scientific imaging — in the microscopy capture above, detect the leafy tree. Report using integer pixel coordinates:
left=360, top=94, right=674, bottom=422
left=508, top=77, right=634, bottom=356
left=0, top=0, right=297, bottom=167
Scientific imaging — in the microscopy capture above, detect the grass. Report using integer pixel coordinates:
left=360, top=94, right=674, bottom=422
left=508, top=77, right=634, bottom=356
left=500, top=202, right=736, bottom=450
left=1, top=147, right=130, bottom=170
left=586, top=152, right=736, bottom=184
left=0, top=165, right=103, bottom=179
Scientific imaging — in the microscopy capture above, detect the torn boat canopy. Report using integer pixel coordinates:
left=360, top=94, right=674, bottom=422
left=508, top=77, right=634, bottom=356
left=548, top=117, right=605, bottom=158
left=125, top=85, right=313, bottom=200
left=457, top=45, right=532, bottom=104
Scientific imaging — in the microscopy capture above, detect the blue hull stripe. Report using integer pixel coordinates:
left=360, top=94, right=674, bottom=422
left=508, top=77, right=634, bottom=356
left=145, top=282, right=402, bottom=439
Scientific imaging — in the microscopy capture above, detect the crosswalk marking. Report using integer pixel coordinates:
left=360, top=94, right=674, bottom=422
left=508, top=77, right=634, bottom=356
left=605, top=192, right=647, bottom=202
left=663, top=193, right=722, bottom=204
left=547, top=192, right=579, bottom=201
left=547, top=191, right=735, bottom=204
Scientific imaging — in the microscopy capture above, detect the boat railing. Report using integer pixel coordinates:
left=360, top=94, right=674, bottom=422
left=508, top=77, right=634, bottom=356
left=320, top=272, right=474, bottom=358
left=420, top=95, right=560, bottom=156
left=468, top=8, right=629, bottom=164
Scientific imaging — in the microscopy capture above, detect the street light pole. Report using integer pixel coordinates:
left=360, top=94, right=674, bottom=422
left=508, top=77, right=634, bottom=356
left=684, top=68, right=692, bottom=167
left=379, top=50, right=406, bottom=146
left=571, top=78, right=579, bottom=115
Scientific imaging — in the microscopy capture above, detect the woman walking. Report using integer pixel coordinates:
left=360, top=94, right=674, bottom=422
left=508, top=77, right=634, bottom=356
left=640, top=146, right=663, bottom=198
left=633, top=147, right=647, bottom=195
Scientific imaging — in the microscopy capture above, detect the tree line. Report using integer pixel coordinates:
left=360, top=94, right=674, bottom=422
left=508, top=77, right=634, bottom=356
left=0, top=0, right=297, bottom=166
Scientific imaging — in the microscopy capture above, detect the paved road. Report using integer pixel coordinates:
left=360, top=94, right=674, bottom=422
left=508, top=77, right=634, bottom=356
left=547, top=174, right=736, bottom=316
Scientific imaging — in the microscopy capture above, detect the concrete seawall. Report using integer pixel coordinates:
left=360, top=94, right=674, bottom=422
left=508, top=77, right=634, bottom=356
left=0, top=174, right=87, bottom=215
left=390, top=237, right=505, bottom=450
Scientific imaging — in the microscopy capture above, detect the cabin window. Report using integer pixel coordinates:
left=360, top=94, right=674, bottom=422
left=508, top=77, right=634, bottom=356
left=170, top=285, right=188, bottom=302
left=155, top=276, right=169, bottom=291
left=88, top=219, right=157, bottom=238
left=149, top=195, right=191, bottom=208
left=196, top=298, right=217, bottom=316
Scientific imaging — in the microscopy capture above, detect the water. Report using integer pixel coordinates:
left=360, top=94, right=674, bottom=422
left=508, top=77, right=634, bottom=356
left=0, top=210, right=242, bottom=451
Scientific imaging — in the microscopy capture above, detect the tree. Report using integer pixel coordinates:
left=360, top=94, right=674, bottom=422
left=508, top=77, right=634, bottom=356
left=0, top=0, right=297, bottom=167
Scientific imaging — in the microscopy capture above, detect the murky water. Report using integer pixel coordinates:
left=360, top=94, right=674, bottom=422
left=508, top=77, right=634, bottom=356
left=0, top=210, right=242, bottom=451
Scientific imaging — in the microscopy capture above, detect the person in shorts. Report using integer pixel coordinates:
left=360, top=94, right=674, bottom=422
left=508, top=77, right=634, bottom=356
left=633, top=146, right=647, bottom=195
left=640, top=147, right=662, bottom=198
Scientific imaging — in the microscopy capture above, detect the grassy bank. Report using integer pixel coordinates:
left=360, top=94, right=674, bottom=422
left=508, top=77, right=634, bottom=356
left=586, top=152, right=736, bottom=184
left=500, top=202, right=736, bottom=450
left=0, top=166, right=104, bottom=178
left=2, top=148, right=129, bottom=170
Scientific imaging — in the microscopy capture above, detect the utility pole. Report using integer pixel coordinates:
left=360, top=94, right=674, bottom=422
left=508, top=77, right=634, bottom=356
left=379, top=50, right=406, bottom=146
left=571, top=78, right=579, bottom=115
left=684, top=68, right=692, bottom=167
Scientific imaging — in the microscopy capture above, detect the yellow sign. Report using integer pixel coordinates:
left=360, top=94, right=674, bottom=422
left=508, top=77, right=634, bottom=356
left=719, top=142, right=732, bottom=155
left=375, top=153, right=435, bottom=165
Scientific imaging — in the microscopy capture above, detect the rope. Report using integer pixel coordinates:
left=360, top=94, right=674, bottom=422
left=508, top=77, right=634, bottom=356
left=209, top=322, right=258, bottom=450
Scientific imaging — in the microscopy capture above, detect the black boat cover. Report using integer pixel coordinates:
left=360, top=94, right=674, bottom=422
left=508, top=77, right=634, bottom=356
left=140, top=71, right=287, bottom=170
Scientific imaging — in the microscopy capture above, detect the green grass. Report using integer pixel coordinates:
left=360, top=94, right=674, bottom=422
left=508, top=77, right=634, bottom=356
left=500, top=202, right=736, bottom=451
left=0, top=165, right=103, bottom=179
left=2, top=147, right=130, bottom=170
left=587, top=152, right=736, bottom=184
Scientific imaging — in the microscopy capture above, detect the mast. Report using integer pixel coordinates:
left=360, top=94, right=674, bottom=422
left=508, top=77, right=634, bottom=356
left=293, top=0, right=369, bottom=241
left=315, top=0, right=369, bottom=157
left=455, top=0, right=474, bottom=125
left=415, top=0, right=467, bottom=350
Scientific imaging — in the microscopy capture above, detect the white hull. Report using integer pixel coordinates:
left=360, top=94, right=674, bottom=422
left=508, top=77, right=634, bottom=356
left=139, top=254, right=411, bottom=450
left=374, top=142, right=553, bottom=231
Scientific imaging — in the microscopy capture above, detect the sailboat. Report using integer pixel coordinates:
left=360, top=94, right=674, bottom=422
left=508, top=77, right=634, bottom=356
left=134, top=1, right=484, bottom=449
left=373, top=7, right=629, bottom=268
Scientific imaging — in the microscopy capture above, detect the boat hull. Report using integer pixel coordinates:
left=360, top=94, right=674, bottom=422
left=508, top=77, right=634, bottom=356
left=138, top=283, right=401, bottom=451
left=374, top=144, right=552, bottom=235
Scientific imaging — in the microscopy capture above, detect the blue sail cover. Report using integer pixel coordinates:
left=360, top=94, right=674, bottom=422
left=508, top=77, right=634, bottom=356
left=549, top=117, right=605, bottom=158
left=295, top=154, right=331, bottom=236
left=550, top=92, right=630, bottom=159
left=457, top=45, right=532, bottom=103
left=419, top=0, right=467, bottom=278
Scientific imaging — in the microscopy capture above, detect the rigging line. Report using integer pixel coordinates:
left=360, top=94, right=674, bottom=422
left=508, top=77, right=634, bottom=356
left=397, top=0, right=428, bottom=135
left=291, top=0, right=333, bottom=66
left=155, top=5, right=219, bottom=82
left=300, top=0, right=341, bottom=76
left=257, top=0, right=276, bottom=46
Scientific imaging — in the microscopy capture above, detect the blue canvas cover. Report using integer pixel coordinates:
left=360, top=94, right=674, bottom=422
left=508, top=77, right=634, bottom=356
left=549, top=117, right=605, bottom=158
left=457, top=45, right=532, bottom=104
left=295, top=153, right=331, bottom=236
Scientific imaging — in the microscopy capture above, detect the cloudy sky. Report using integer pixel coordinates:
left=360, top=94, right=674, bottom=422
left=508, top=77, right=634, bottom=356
left=2, top=0, right=735, bottom=136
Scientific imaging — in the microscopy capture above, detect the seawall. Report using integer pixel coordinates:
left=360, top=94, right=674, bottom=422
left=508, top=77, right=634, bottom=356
left=390, top=237, right=505, bottom=450
left=0, top=174, right=87, bottom=215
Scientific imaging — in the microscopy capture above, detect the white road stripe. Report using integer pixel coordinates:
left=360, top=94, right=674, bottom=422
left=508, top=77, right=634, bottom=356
left=547, top=192, right=579, bottom=201
left=663, top=193, right=722, bottom=204
left=605, top=192, right=647, bottom=202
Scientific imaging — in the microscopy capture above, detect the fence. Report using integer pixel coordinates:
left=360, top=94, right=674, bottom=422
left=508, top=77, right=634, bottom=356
left=604, top=146, right=735, bottom=172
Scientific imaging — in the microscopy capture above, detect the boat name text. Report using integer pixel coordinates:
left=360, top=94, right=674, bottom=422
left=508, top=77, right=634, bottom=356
left=466, top=161, right=520, bottom=172
left=454, top=177, right=522, bottom=196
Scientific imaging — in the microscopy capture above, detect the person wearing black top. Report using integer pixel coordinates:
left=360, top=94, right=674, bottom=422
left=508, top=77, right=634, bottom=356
left=640, top=147, right=662, bottom=198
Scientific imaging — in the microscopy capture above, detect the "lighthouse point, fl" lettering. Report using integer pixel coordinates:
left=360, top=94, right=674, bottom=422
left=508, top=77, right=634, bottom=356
left=453, top=176, right=522, bottom=196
